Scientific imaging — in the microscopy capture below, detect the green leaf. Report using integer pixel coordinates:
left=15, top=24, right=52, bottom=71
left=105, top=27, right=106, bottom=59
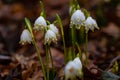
left=102, top=71, right=120, bottom=80
left=24, top=18, right=34, bottom=38
left=75, top=42, right=82, bottom=59
left=24, top=18, right=32, bottom=33
left=68, top=47, right=73, bottom=61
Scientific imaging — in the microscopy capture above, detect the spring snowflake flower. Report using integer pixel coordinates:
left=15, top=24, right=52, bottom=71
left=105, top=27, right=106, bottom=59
left=20, top=29, right=32, bottom=45
left=73, top=57, right=82, bottom=76
left=64, top=61, right=76, bottom=80
left=49, top=24, right=59, bottom=35
left=45, top=30, right=57, bottom=44
left=85, top=16, right=99, bottom=32
left=64, top=57, right=83, bottom=79
left=34, top=16, right=47, bottom=31
left=70, top=10, right=85, bottom=29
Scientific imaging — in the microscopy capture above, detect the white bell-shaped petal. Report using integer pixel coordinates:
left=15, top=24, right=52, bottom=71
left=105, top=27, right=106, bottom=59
left=85, top=17, right=99, bottom=32
left=73, top=57, right=82, bottom=76
left=49, top=24, right=59, bottom=35
left=45, top=30, right=57, bottom=44
left=34, top=16, right=47, bottom=31
left=64, top=61, right=76, bottom=80
left=71, top=10, right=85, bottom=29
left=20, top=29, right=32, bottom=45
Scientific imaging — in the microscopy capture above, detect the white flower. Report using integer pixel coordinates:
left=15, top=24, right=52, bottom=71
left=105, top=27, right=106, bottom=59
left=73, top=57, right=82, bottom=76
left=49, top=24, right=59, bottom=35
left=64, top=61, right=76, bottom=80
left=34, top=16, right=47, bottom=31
left=20, top=29, right=32, bottom=45
left=71, top=10, right=85, bottom=29
left=45, top=30, right=57, bottom=44
left=64, top=57, right=83, bottom=79
left=85, top=16, right=99, bottom=32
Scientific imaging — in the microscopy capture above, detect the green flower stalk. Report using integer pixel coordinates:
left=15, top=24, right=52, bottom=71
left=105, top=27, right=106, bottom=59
left=24, top=18, right=47, bottom=80
left=44, top=23, right=59, bottom=79
left=75, top=42, right=82, bottom=60
left=34, top=2, right=57, bottom=79
left=40, top=1, right=46, bottom=18
left=84, top=9, right=99, bottom=65
left=71, top=26, right=76, bottom=59
left=70, top=9, right=85, bottom=60
left=69, top=1, right=85, bottom=60
left=56, top=14, right=67, bottom=63
left=44, top=28, right=57, bottom=79
left=85, top=32, right=88, bottom=65
left=45, top=43, right=49, bottom=80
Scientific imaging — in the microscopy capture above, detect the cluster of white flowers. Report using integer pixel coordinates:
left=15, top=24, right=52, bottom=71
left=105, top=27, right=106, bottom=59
left=64, top=57, right=82, bottom=80
left=34, top=16, right=59, bottom=44
left=70, top=9, right=99, bottom=32
left=20, top=16, right=59, bottom=45
left=20, top=29, right=32, bottom=45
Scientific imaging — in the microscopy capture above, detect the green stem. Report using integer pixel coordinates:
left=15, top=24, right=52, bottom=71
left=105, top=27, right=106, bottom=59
left=62, top=30, right=67, bottom=63
left=75, top=42, right=82, bottom=60
left=40, top=1, right=46, bottom=18
left=45, top=44, right=49, bottom=80
left=24, top=18, right=46, bottom=80
left=49, top=47, right=54, bottom=70
left=56, top=14, right=67, bottom=63
left=32, top=38, right=46, bottom=80
left=49, top=46, right=55, bottom=78
left=85, top=32, right=88, bottom=65
left=71, top=27, right=75, bottom=59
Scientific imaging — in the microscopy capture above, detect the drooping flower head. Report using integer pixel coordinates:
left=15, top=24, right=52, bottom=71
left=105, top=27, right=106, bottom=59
left=34, top=16, right=47, bottom=31
left=44, top=30, right=57, bottom=44
left=20, top=29, right=32, bottom=45
left=49, top=24, right=59, bottom=36
left=64, top=57, right=83, bottom=79
left=64, top=61, right=76, bottom=80
left=85, top=16, right=99, bottom=32
left=70, top=10, right=85, bottom=29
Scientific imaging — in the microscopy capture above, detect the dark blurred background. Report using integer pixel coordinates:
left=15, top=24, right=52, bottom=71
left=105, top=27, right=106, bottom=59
left=0, top=0, right=120, bottom=55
